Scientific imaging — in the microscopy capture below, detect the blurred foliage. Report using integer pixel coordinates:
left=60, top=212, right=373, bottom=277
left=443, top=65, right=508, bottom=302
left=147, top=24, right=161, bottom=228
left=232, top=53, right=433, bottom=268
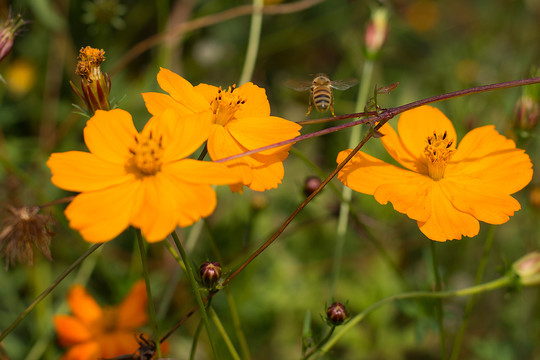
left=0, top=0, right=539, bottom=359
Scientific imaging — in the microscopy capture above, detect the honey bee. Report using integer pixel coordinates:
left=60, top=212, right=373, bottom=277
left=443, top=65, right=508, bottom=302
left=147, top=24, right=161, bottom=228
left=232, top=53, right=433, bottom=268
left=286, top=73, right=358, bottom=116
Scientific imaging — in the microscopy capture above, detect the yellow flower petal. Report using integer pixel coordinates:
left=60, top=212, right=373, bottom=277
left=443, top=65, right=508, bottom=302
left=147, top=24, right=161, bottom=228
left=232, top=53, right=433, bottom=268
left=441, top=178, right=521, bottom=224
left=226, top=116, right=301, bottom=155
left=234, top=82, right=270, bottom=117
left=164, top=158, right=242, bottom=185
left=67, top=285, right=103, bottom=325
left=448, top=125, right=533, bottom=194
left=54, top=316, right=93, bottom=346
left=117, top=280, right=148, bottom=328
left=129, top=176, right=178, bottom=242
left=65, top=181, right=144, bottom=243
left=83, top=109, right=138, bottom=164
left=193, top=83, right=219, bottom=104
left=60, top=341, right=100, bottom=360
left=48, top=152, right=133, bottom=192
left=153, top=110, right=212, bottom=162
left=99, top=332, right=140, bottom=359
left=248, top=159, right=285, bottom=191
left=142, top=91, right=193, bottom=116
left=156, top=67, right=209, bottom=113
left=417, top=182, right=480, bottom=241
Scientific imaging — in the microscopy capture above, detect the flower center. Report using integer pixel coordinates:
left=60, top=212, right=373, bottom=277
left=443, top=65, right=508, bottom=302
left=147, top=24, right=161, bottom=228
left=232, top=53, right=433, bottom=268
left=126, top=131, right=164, bottom=176
left=424, top=131, right=455, bottom=180
left=210, top=85, right=246, bottom=126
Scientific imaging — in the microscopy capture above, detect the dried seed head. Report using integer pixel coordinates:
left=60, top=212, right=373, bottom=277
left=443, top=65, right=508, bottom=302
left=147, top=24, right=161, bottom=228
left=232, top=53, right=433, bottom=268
left=0, top=205, right=55, bottom=269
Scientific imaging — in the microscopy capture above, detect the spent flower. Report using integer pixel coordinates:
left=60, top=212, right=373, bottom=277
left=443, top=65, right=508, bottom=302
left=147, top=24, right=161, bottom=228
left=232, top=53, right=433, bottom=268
left=337, top=105, right=533, bottom=241
left=47, top=108, right=241, bottom=243
left=143, top=68, right=302, bottom=192
left=71, top=46, right=111, bottom=114
left=0, top=205, right=54, bottom=269
left=54, top=280, right=148, bottom=360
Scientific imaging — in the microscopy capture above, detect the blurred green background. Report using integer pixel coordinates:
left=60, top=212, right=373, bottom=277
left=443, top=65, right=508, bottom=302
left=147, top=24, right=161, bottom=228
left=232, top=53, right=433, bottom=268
left=0, top=0, right=539, bottom=359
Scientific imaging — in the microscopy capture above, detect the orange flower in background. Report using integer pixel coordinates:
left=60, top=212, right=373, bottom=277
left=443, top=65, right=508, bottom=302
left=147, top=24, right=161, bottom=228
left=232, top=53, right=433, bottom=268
left=54, top=280, right=148, bottom=360
left=337, top=105, right=533, bottom=241
left=47, top=108, right=241, bottom=243
left=143, top=68, right=302, bottom=192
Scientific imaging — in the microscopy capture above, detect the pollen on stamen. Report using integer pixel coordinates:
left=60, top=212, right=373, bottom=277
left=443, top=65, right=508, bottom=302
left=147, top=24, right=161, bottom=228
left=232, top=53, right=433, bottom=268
left=424, top=131, right=455, bottom=181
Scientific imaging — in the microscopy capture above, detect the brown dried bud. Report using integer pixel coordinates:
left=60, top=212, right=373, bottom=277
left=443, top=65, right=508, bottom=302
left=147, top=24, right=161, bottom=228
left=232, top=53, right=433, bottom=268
left=0, top=13, right=26, bottom=63
left=0, top=205, right=55, bottom=269
left=326, top=302, right=347, bottom=326
left=200, top=261, right=222, bottom=288
left=303, top=176, right=322, bottom=197
left=71, top=46, right=111, bottom=114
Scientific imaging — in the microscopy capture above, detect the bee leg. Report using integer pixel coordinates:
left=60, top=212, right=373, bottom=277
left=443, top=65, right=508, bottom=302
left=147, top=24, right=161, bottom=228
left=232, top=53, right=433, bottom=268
left=306, top=95, right=313, bottom=116
left=330, top=98, right=335, bottom=117
left=305, top=105, right=312, bottom=117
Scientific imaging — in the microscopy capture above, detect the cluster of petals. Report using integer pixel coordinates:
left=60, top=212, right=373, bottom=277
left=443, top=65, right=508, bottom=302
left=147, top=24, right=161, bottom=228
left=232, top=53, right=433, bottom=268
left=143, top=68, right=302, bottom=192
left=47, top=108, right=241, bottom=243
left=337, top=105, right=533, bottom=241
left=54, top=280, right=148, bottom=360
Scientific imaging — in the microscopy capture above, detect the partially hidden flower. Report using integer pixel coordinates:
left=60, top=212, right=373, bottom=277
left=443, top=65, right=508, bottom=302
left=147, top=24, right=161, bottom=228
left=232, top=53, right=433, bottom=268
left=0, top=205, right=54, bottom=269
left=70, top=46, right=111, bottom=114
left=512, top=252, right=540, bottom=287
left=337, top=105, right=533, bottom=242
left=47, top=108, right=241, bottom=243
left=54, top=280, right=148, bottom=360
left=143, top=68, right=302, bottom=193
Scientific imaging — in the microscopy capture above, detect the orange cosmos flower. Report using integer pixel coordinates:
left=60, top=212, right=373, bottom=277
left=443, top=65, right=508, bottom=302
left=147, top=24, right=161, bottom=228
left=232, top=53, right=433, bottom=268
left=54, top=280, right=148, bottom=360
left=47, top=108, right=241, bottom=243
left=143, top=68, right=302, bottom=192
left=337, top=105, right=533, bottom=241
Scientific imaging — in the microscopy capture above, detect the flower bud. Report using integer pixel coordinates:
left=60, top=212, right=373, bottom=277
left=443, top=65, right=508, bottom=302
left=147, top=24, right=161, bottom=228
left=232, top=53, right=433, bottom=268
left=70, top=46, right=111, bottom=115
left=200, top=261, right=222, bottom=288
left=365, top=7, right=388, bottom=59
left=512, top=252, right=540, bottom=287
left=303, top=176, right=322, bottom=197
left=326, top=302, right=347, bottom=326
left=0, top=13, right=26, bottom=63
left=511, top=69, right=539, bottom=138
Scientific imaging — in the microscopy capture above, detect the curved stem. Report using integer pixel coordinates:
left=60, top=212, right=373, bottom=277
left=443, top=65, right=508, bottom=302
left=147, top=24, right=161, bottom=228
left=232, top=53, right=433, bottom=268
left=171, top=231, right=219, bottom=359
left=0, top=243, right=103, bottom=342
left=136, top=230, right=162, bottom=358
left=430, top=241, right=446, bottom=358
left=239, top=0, right=263, bottom=85
left=318, top=276, right=512, bottom=356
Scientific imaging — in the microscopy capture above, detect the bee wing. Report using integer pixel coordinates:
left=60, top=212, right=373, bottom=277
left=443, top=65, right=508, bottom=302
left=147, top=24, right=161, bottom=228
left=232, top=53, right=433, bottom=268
left=330, top=79, right=359, bottom=90
left=285, top=79, right=312, bottom=92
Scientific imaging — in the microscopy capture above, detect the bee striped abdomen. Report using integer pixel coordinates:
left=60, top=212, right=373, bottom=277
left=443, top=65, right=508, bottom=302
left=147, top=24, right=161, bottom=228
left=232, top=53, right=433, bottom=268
left=312, top=86, right=331, bottom=111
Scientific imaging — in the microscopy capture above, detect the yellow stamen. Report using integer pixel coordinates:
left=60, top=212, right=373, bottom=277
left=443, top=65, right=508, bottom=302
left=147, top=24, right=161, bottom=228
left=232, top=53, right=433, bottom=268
left=76, top=46, right=106, bottom=82
left=210, top=85, right=246, bottom=126
left=424, top=130, right=455, bottom=180
left=126, top=132, right=164, bottom=176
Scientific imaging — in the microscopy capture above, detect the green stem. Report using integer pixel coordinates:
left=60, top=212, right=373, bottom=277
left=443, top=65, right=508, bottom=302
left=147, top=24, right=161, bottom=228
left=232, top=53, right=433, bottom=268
left=135, top=230, right=162, bottom=358
left=303, top=326, right=335, bottom=360
left=449, top=226, right=496, bottom=360
left=318, top=276, right=512, bottom=356
left=239, top=0, right=263, bottom=85
left=332, top=58, right=375, bottom=298
left=190, top=319, right=204, bottom=360
left=171, top=231, right=219, bottom=359
left=209, top=307, right=241, bottom=360
left=430, top=241, right=446, bottom=358
left=0, top=243, right=103, bottom=342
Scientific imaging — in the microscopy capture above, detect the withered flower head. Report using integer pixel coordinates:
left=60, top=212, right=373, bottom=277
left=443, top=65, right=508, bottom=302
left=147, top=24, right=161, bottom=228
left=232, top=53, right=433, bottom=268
left=0, top=205, right=54, bottom=269
left=0, top=12, right=26, bottom=63
left=70, top=46, right=111, bottom=115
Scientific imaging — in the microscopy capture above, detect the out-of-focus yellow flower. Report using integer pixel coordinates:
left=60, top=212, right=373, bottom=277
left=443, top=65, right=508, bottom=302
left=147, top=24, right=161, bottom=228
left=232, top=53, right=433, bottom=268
left=143, top=68, right=301, bottom=193
left=47, top=108, right=241, bottom=243
left=4, top=59, right=36, bottom=97
left=337, top=105, right=533, bottom=241
left=54, top=280, right=148, bottom=360
left=71, top=46, right=111, bottom=114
